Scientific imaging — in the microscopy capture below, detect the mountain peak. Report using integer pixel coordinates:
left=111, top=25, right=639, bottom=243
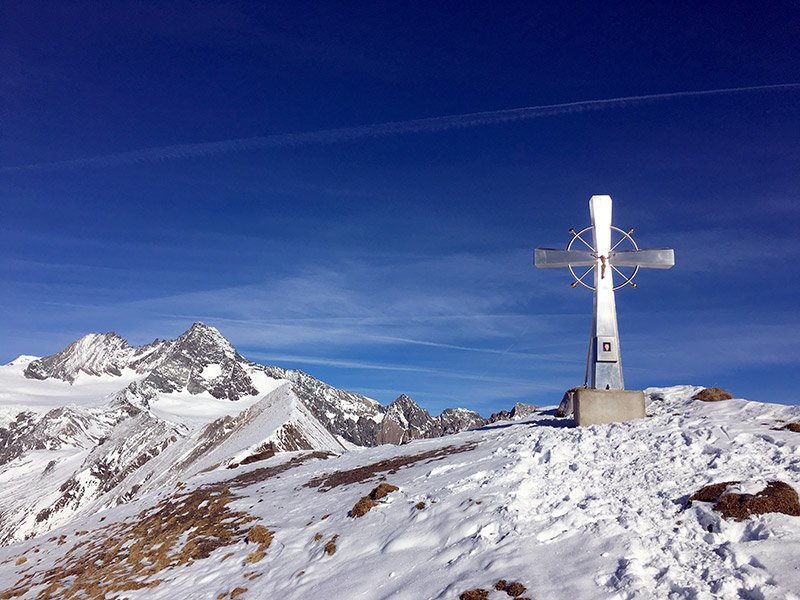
left=140, top=323, right=256, bottom=400
left=24, top=332, right=133, bottom=383
left=173, top=322, right=235, bottom=358
left=390, top=394, right=418, bottom=407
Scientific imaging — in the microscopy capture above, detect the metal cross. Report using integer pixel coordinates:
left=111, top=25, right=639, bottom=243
left=534, top=195, right=674, bottom=390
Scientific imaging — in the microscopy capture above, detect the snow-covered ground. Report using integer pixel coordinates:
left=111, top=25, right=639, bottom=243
left=2, top=385, right=799, bottom=599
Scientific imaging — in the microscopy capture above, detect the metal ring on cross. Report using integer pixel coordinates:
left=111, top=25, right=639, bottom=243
left=567, top=225, right=641, bottom=291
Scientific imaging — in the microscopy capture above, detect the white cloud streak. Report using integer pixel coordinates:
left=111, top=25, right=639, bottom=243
left=3, top=83, right=798, bottom=173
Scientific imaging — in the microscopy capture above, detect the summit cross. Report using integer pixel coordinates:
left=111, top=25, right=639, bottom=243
left=534, top=195, right=674, bottom=391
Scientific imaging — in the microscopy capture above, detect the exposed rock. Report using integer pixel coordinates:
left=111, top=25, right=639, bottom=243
left=439, top=407, right=485, bottom=434
left=490, top=402, right=541, bottom=423
left=378, top=394, right=441, bottom=444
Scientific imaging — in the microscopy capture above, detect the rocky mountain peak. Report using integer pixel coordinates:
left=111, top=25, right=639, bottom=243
left=139, top=323, right=257, bottom=401
left=389, top=393, right=419, bottom=410
left=24, top=332, right=134, bottom=383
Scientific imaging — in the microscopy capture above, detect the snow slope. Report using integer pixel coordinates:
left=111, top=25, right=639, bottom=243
left=2, top=386, right=799, bottom=599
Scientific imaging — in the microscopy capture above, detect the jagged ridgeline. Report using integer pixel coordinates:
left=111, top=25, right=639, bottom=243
left=0, top=322, right=501, bottom=545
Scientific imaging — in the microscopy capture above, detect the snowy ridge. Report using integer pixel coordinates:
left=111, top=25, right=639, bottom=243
left=1, top=386, right=800, bottom=599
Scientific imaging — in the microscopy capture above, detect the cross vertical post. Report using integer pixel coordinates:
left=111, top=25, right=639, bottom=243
left=589, top=195, right=624, bottom=390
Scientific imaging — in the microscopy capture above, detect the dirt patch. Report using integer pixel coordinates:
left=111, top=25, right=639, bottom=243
left=313, top=532, right=323, bottom=541
left=230, top=587, right=248, bottom=599
left=495, top=579, right=507, bottom=590
left=324, top=534, right=338, bottom=556
left=350, top=497, right=377, bottom=518
left=780, top=423, right=800, bottom=433
left=692, top=387, right=733, bottom=402
left=460, top=590, right=489, bottom=600
left=305, top=442, right=477, bottom=492
left=415, top=501, right=426, bottom=510
left=14, top=556, right=26, bottom=566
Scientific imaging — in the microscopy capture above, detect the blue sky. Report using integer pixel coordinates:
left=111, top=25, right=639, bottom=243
left=1, top=1, right=799, bottom=414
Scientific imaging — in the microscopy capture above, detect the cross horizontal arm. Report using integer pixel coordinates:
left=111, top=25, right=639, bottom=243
left=534, top=248, right=596, bottom=268
left=611, top=248, right=675, bottom=269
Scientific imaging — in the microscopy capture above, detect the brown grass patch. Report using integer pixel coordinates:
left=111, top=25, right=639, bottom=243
left=244, top=524, right=273, bottom=564
left=324, top=534, right=338, bottom=556
left=227, top=442, right=278, bottom=469
left=305, top=442, right=477, bottom=492
left=495, top=579, right=507, bottom=590
left=1, top=483, right=262, bottom=598
left=780, top=423, right=800, bottom=433
left=313, top=532, right=323, bottom=541
left=415, top=501, right=426, bottom=510
left=14, top=557, right=26, bottom=566
left=230, top=587, right=248, bottom=598
left=506, top=581, right=527, bottom=596
left=693, top=387, right=733, bottom=402
left=370, top=483, right=399, bottom=500
left=247, top=524, right=272, bottom=545
left=350, top=482, right=400, bottom=518
left=689, top=481, right=740, bottom=503
left=227, top=451, right=333, bottom=489
left=691, top=480, right=800, bottom=521
left=350, top=497, right=377, bottom=518
left=715, top=481, right=800, bottom=521
left=460, top=590, right=489, bottom=600
left=0, top=451, right=348, bottom=598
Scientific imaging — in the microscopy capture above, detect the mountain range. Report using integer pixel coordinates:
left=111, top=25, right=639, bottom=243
left=0, top=323, right=494, bottom=546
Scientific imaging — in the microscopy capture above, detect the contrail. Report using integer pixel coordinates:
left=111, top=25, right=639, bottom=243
left=3, top=83, right=798, bottom=173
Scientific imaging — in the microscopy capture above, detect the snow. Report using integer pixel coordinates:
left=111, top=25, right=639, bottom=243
left=2, top=385, right=800, bottom=599
left=0, top=361, right=140, bottom=416
left=145, top=370, right=287, bottom=428
left=200, top=363, right=222, bottom=379
left=148, top=388, right=271, bottom=428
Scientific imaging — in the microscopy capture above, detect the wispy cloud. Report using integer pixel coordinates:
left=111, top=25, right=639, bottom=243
left=3, top=84, right=798, bottom=173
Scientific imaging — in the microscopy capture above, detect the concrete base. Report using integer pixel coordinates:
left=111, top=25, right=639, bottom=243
left=573, top=388, right=645, bottom=427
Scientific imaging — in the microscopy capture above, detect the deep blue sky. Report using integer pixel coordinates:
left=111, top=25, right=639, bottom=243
left=2, top=1, right=799, bottom=414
